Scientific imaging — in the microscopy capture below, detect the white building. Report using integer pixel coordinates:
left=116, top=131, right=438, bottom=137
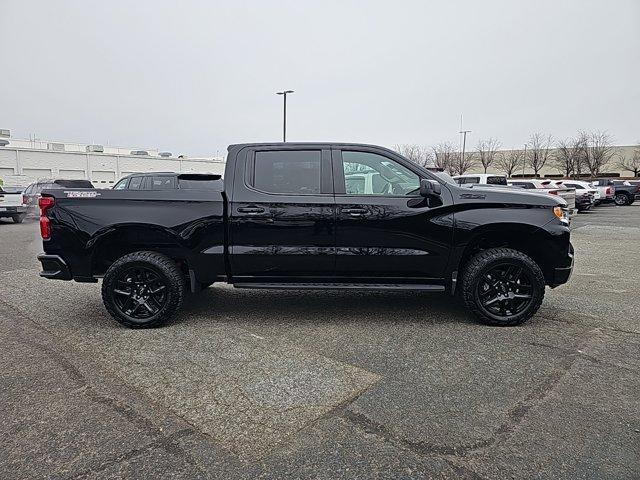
left=0, top=131, right=225, bottom=188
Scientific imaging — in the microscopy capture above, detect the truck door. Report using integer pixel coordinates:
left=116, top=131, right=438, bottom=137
left=229, top=147, right=335, bottom=280
left=332, top=148, right=453, bottom=281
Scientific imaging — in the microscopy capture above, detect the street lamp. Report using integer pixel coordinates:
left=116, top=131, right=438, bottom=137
left=459, top=129, right=471, bottom=167
left=276, top=90, right=294, bottom=142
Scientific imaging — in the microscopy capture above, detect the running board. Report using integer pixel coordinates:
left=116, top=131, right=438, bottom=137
left=233, top=283, right=445, bottom=292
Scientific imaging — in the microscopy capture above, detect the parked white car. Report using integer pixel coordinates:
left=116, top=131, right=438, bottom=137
left=507, top=179, right=577, bottom=214
left=453, top=173, right=507, bottom=186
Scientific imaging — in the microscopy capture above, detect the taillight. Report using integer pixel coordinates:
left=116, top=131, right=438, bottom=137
left=38, top=196, right=55, bottom=240
left=548, top=190, right=558, bottom=195
left=606, top=187, right=612, bottom=195
left=22, top=194, right=28, bottom=205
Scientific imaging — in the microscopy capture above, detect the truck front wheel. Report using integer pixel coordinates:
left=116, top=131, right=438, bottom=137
left=102, top=251, right=185, bottom=328
left=461, top=248, right=545, bottom=326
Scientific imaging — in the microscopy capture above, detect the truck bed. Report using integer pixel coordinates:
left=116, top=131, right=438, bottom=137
left=40, top=188, right=228, bottom=285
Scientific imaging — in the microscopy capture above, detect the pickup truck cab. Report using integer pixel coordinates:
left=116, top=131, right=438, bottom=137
left=37, top=143, right=574, bottom=328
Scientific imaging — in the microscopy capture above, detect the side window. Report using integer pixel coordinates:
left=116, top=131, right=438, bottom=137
left=465, top=177, right=480, bottom=185
left=113, top=178, right=129, bottom=190
left=147, top=176, right=175, bottom=190
left=252, top=150, right=321, bottom=194
left=24, top=184, right=33, bottom=194
left=487, top=176, right=506, bottom=185
left=455, top=177, right=465, bottom=185
left=341, top=151, right=420, bottom=196
left=128, top=177, right=143, bottom=190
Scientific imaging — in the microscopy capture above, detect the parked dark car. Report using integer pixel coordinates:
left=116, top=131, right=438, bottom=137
left=23, top=179, right=94, bottom=215
left=113, top=172, right=222, bottom=191
left=37, top=143, right=574, bottom=328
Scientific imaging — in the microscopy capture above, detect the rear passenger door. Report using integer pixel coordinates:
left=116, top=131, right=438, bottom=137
left=229, top=147, right=335, bottom=280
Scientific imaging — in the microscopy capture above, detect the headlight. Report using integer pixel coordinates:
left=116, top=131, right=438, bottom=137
left=553, top=206, right=569, bottom=223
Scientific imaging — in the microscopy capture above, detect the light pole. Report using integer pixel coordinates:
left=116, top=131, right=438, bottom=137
left=276, top=90, right=294, bottom=142
left=459, top=129, right=471, bottom=168
left=522, top=144, right=527, bottom=177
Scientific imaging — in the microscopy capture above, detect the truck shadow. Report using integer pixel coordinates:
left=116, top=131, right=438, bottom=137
left=179, top=286, right=478, bottom=327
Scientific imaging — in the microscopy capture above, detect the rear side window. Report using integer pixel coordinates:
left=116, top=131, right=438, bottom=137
left=128, top=177, right=143, bottom=190
left=177, top=175, right=222, bottom=190
left=465, top=177, right=480, bottom=184
left=146, top=176, right=175, bottom=190
left=54, top=179, right=94, bottom=188
left=252, top=150, right=321, bottom=194
left=487, top=176, right=507, bottom=185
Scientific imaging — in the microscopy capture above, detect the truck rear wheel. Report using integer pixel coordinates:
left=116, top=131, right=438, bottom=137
left=461, top=248, right=545, bottom=326
left=12, top=214, right=26, bottom=223
left=102, top=251, right=185, bottom=328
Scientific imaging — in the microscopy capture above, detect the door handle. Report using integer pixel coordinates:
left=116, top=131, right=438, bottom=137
left=342, top=208, right=367, bottom=217
left=237, top=206, right=266, bottom=214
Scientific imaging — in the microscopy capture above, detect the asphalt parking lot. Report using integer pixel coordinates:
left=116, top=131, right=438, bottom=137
left=1, top=205, right=639, bottom=479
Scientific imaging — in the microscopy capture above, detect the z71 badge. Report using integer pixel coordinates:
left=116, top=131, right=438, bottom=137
left=64, top=191, right=101, bottom=198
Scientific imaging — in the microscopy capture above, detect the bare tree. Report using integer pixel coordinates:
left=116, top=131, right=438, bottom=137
left=526, top=133, right=553, bottom=177
left=554, top=135, right=585, bottom=178
left=617, top=143, right=640, bottom=177
left=394, top=144, right=434, bottom=167
left=584, top=131, right=616, bottom=177
left=455, top=151, right=477, bottom=176
left=431, top=142, right=458, bottom=175
left=476, top=138, right=501, bottom=173
left=496, top=150, right=523, bottom=177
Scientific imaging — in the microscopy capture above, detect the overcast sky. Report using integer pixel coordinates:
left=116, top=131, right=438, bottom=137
left=1, top=0, right=638, bottom=157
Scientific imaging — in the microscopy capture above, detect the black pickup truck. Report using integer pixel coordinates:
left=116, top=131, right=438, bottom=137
left=37, top=143, right=574, bottom=328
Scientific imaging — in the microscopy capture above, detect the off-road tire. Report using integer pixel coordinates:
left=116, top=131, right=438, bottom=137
left=461, top=248, right=545, bottom=326
left=102, top=251, right=185, bottom=328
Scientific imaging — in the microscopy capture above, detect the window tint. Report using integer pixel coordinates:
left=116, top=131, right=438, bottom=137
left=253, top=150, right=321, bottom=194
left=177, top=175, right=222, bottom=190
left=54, top=179, right=94, bottom=188
left=147, top=176, right=175, bottom=190
left=113, top=179, right=129, bottom=190
left=128, top=177, right=143, bottom=190
left=464, top=177, right=480, bottom=184
left=487, top=176, right=507, bottom=185
left=341, top=151, right=420, bottom=196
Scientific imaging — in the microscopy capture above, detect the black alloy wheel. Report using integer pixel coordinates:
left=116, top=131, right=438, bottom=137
left=112, top=266, right=168, bottom=320
left=461, top=247, right=545, bottom=326
left=475, top=263, right=534, bottom=318
left=102, top=251, right=185, bottom=328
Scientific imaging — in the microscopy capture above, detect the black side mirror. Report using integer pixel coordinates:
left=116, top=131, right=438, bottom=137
left=420, top=179, right=442, bottom=197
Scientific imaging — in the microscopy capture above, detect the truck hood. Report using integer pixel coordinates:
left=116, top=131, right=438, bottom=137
left=452, top=185, right=566, bottom=207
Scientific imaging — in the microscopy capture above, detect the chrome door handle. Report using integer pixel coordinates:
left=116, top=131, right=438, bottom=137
left=237, top=206, right=266, bottom=214
left=342, top=208, right=367, bottom=217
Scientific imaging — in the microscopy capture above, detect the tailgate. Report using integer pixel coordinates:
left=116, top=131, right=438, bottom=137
left=0, top=192, right=24, bottom=208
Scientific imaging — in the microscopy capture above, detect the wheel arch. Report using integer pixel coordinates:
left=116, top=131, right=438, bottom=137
left=88, top=224, right=193, bottom=278
left=454, top=223, right=559, bottom=286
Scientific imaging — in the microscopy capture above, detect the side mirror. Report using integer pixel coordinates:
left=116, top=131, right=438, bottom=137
left=419, top=179, right=442, bottom=197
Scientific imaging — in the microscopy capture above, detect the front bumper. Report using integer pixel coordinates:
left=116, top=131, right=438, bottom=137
left=37, top=254, right=72, bottom=280
left=550, top=243, right=574, bottom=287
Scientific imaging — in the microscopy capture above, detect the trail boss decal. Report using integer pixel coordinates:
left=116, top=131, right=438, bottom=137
left=64, top=191, right=101, bottom=198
